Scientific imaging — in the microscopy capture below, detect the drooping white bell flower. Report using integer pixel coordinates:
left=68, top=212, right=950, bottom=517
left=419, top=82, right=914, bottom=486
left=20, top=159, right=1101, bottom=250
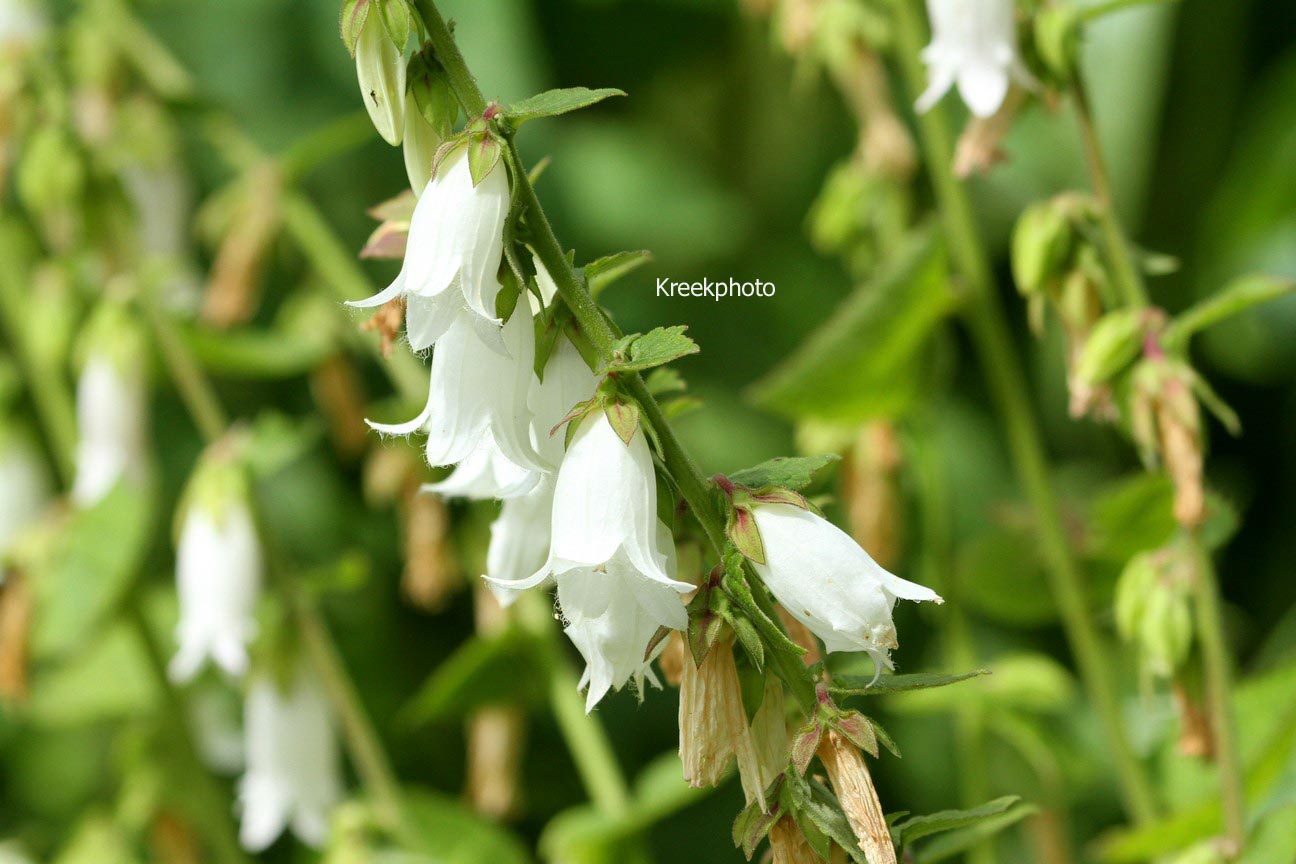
left=917, top=0, right=1022, bottom=118
left=423, top=430, right=542, bottom=500
left=168, top=471, right=263, bottom=683
left=492, top=408, right=687, bottom=596
left=238, top=667, right=343, bottom=852
left=402, top=91, right=440, bottom=195
left=483, top=474, right=555, bottom=607
left=750, top=503, right=941, bottom=670
left=371, top=304, right=544, bottom=472
left=355, top=9, right=406, bottom=146
left=557, top=525, right=688, bottom=711
left=0, top=426, right=51, bottom=553
left=71, top=353, right=148, bottom=507
left=347, top=145, right=510, bottom=351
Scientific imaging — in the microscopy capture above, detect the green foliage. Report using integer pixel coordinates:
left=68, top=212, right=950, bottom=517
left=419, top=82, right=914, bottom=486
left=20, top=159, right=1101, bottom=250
left=1164, top=274, right=1296, bottom=349
left=504, top=87, right=626, bottom=128
left=606, top=325, right=700, bottom=374
left=749, top=232, right=956, bottom=423
left=584, top=250, right=652, bottom=299
left=728, top=453, right=839, bottom=492
left=399, top=788, right=530, bottom=864
left=829, top=669, right=989, bottom=697
left=402, top=629, right=549, bottom=724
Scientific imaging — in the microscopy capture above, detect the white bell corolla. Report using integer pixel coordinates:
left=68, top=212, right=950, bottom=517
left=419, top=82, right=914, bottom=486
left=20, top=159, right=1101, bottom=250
left=347, top=146, right=510, bottom=351
left=372, top=305, right=545, bottom=473
left=169, top=495, right=263, bottom=683
left=527, top=335, right=599, bottom=469
left=482, top=474, right=556, bottom=607
left=238, top=668, right=343, bottom=852
left=355, top=8, right=406, bottom=146
left=71, top=354, right=148, bottom=507
left=917, top=0, right=1022, bottom=118
left=750, top=503, right=941, bottom=670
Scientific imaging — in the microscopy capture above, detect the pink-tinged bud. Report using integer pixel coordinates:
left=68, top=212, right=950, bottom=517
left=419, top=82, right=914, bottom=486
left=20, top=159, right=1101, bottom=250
left=817, top=729, right=896, bottom=864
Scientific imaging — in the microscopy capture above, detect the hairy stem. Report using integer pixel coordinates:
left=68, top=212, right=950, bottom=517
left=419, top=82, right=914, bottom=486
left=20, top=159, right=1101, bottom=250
left=1070, top=78, right=1149, bottom=309
left=892, top=0, right=1159, bottom=825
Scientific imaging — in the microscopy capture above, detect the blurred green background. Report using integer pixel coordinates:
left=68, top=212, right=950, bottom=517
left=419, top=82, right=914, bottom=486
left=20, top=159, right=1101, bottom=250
left=6, top=0, right=1296, bottom=861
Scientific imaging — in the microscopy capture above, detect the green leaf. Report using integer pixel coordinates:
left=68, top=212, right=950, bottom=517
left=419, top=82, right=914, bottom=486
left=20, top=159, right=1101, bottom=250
left=749, top=231, right=956, bottom=423
left=401, top=788, right=530, bottom=864
left=28, top=623, right=160, bottom=726
left=894, top=796, right=1027, bottom=847
left=408, top=49, right=458, bottom=138
left=1088, top=473, right=1239, bottom=562
left=1164, top=274, right=1296, bottom=350
left=339, top=0, right=371, bottom=56
left=606, top=325, right=699, bottom=373
left=29, top=482, right=154, bottom=660
left=505, top=87, right=626, bottom=127
left=910, top=801, right=1039, bottom=863
left=401, top=629, right=547, bottom=724
left=181, top=323, right=334, bottom=379
left=585, top=249, right=652, bottom=298
left=729, top=454, right=840, bottom=492
left=830, top=669, right=989, bottom=697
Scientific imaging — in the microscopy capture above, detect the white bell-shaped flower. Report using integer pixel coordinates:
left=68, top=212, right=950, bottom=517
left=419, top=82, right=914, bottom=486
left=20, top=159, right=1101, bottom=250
left=355, top=9, right=405, bottom=146
left=347, top=145, right=509, bottom=351
left=751, top=503, right=941, bottom=669
left=71, top=354, right=148, bottom=507
left=403, top=91, right=440, bottom=195
left=483, top=474, right=556, bottom=607
left=557, top=525, right=688, bottom=712
left=423, top=430, right=542, bottom=500
left=0, top=427, right=51, bottom=552
left=917, top=0, right=1022, bottom=118
left=169, top=488, right=263, bottom=683
left=502, top=408, right=682, bottom=592
left=372, top=305, right=544, bottom=471
left=238, top=667, right=343, bottom=852
left=527, top=335, right=599, bottom=468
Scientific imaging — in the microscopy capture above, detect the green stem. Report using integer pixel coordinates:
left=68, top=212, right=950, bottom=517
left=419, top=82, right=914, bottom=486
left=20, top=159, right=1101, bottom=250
left=1070, top=79, right=1149, bottom=309
left=517, top=592, right=632, bottom=816
left=293, top=589, right=413, bottom=841
left=142, top=296, right=229, bottom=444
left=124, top=602, right=252, bottom=864
left=892, top=0, right=1159, bottom=825
left=1188, top=535, right=1245, bottom=855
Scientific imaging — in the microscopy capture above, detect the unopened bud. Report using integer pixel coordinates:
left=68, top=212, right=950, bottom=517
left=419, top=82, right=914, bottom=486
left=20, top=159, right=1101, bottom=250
left=816, top=729, right=895, bottom=864
left=1075, top=308, right=1145, bottom=390
left=1012, top=199, right=1075, bottom=298
left=355, top=8, right=406, bottom=146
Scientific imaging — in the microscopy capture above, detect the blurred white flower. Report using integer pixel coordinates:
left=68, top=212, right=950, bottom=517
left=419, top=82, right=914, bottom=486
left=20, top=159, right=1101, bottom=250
left=169, top=490, right=263, bottom=683
left=71, top=354, right=148, bottom=507
left=239, top=668, right=343, bottom=852
left=372, top=305, right=544, bottom=472
left=750, top=503, right=941, bottom=669
left=348, top=146, right=510, bottom=351
left=917, top=0, right=1022, bottom=118
left=0, top=0, right=45, bottom=49
left=557, top=524, right=687, bottom=711
left=355, top=9, right=405, bottom=146
left=0, top=429, right=50, bottom=552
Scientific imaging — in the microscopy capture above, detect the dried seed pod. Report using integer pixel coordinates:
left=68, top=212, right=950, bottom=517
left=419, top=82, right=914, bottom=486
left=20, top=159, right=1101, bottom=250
left=817, top=729, right=895, bottom=864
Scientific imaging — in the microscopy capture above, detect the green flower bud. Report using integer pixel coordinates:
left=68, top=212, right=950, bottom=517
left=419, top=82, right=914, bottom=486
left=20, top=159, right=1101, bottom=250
left=1114, top=551, right=1158, bottom=643
left=1075, top=308, right=1145, bottom=388
left=1011, top=199, right=1074, bottom=297
left=1140, top=583, right=1192, bottom=677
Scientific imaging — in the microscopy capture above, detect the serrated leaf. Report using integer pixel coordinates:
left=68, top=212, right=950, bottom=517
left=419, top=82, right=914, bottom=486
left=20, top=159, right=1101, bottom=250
left=339, top=0, right=371, bottom=56
left=467, top=133, right=503, bottom=187
left=830, top=669, right=989, bottom=697
left=375, top=0, right=410, bottom=49
left=749, top=231, right=955, bottom=423
left=505, top=87, right=626, bottom=127
left=1164, top=274, right=1296, bottom=349
left=894, top=796, right=1026, bottom=848
left=586, top=249, right=652, bottom=298
left=607, top=325, right=699, bottom=373
left=729, top=454, right=840, bottom=492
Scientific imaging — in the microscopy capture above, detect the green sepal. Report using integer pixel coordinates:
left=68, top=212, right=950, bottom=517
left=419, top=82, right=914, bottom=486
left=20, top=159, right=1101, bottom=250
left=642, top=625, right=672, bottom=663
left=726, top=505, right=766, bottom=565
left=467, top=131, right=503, bottom=188
left=748, top=485, right=810, bottom=509
left=685, top=577, right=725, bottom=666
left=833, top=711, right=879, bottom=758
left=408, top=47, right=458, bottom=137
left=503, top=87, right=626, bottom=128
left=339, top=0, right=371, bottom=56
left=790, top=722, right=823, bottom=777
left=374, top=0, right=410, bottom=49
left=732, top=791, right=782, bottom=859
left=605, top=398, right=641, bottom=446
